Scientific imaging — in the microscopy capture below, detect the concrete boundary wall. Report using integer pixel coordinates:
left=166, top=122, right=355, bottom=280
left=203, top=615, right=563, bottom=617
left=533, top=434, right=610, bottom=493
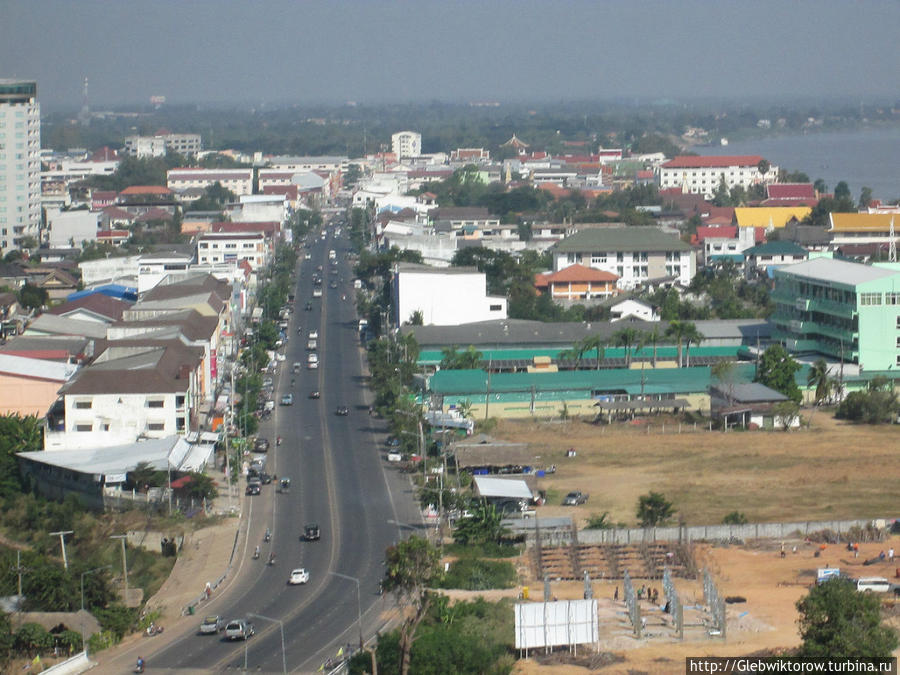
left=527, top=518, right=881, bottom=546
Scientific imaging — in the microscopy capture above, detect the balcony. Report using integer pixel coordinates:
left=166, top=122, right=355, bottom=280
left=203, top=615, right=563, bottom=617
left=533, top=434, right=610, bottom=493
left=794, top=298, right=810, bottom=312
left=807, top=297, right=856, bottom=319
left=810, top=321, right=857, bottom=342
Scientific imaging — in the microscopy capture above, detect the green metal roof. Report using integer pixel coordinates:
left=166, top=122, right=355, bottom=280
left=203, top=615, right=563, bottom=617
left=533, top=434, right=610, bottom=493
left=553, top=227, right=691, bottom=253
left=744, top=241, right=808, bottom=256
left=708, top=254, right=745, bottom=262
left=419, top=345, right=741, bottom=366
left=429, top=364, right=757, bottom=397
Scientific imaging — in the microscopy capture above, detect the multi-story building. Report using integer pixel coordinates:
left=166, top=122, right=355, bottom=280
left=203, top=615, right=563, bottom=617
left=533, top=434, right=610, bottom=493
left=772, top=257, right=900, bottom=370
left=196, top=231, right=268, bottom=269
left=167, top=168, right=253, bottom=196
left=124, top=132, right=202, bottom=158
left=391, top=131, right=422, bottom=160
left=552, top=227, right=695, bottom=290
left=657, top=155, right=778, bottom=199
left=392, top=263, right=507, bottom=326
left=828, top=213, right=900, bottom=248
left=0, top=79, right=41, bottom=252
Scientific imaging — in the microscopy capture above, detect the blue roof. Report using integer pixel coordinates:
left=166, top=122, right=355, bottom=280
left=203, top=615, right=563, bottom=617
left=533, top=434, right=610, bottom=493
left=68, top=284, right=138, bottom=302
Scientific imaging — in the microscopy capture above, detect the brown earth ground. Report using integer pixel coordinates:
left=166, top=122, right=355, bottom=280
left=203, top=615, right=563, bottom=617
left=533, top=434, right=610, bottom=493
left=460, top=413, right=900, bottom=674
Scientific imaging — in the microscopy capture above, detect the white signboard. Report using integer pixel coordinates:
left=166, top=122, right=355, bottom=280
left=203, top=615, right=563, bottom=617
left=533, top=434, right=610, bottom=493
left=514, top=599, right=598, bottom=650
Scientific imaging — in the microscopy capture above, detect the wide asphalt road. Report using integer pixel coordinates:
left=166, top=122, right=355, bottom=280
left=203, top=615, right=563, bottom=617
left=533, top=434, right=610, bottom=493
left=150, top=225, right=422, bottom=673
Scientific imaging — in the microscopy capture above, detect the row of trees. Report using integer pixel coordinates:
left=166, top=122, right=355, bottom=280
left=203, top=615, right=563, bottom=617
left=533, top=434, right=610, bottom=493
left=560, top=320, right=704, bottom=369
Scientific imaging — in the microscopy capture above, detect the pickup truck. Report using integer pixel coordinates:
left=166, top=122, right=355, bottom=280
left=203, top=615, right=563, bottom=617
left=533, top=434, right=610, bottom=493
left=224, top=619, right=254, bottom=641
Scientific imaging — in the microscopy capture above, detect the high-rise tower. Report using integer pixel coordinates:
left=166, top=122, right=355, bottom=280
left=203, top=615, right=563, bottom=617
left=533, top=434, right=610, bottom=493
left=78, top=76, right=90, bottom=126
left=0, top=79, right=41, bottom=253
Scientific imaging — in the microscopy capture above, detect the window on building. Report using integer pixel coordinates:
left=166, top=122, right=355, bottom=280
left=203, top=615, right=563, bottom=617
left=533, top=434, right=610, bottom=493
left=489, top=304, right=502, bottom=311
left=860, top=292, right=882, bottom=306
left=175, top=395, right=185, bottom=408
left=147, top=399, right=165, bottom=408
left=886, top=293, right=900, bottom=305
left=147, top=422, right=165, bottom=431
left=591, top=254, right=606, bottom=265
left=74, top=400, right=92, bottom=409
left=75, top=424, right=92, bottom=432
left=199, top=242, right=208, bottom=249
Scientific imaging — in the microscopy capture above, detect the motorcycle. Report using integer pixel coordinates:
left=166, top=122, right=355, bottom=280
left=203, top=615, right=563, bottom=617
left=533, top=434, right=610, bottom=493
left=264, top=528, right=271, bottom=543
left=253, top=546, right=260, bottom=560
left=276, top=436, right=283, bottom=446
left=134, top=658, right=145, bottom=673
left=145, top=623, right=163, bottom=636
left=268, top=554, right=276, bottom=566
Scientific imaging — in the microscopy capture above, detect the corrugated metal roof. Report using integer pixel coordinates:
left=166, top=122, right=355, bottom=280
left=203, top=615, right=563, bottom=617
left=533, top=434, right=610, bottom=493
left=429, top=364, right=757, bottom=396
left=774, top=257, right=898, bottom=286
left=734, top=207, right=811, bottom=229
left=554, top=227, right=691, bottom=253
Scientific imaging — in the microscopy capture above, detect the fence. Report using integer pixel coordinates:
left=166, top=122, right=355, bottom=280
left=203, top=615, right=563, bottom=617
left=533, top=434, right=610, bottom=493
left=527, top=517, right=880, bottom=547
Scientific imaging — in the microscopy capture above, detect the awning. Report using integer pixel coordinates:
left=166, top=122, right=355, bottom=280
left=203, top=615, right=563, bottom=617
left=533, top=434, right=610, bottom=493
left=473, top=476, right=534, bottom=500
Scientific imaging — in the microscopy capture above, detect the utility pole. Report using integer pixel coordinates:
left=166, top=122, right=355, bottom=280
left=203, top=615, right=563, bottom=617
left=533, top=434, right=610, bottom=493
left=49, top=530, right=73, bottom=571
left=10, top=551, right=27, bottom=598
left=110, top=535, right=129, bottom=604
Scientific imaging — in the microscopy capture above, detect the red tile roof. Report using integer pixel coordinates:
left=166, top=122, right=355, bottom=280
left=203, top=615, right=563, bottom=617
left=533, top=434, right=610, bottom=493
left=119, top=185, right=172, bottom=195
left=263, top=185, right=299, bottom=200
left=539, top=264, right=619, bottom=284
left=767, top=183, right=816, bottom=200
left=662, top=155, right=764, bottom=169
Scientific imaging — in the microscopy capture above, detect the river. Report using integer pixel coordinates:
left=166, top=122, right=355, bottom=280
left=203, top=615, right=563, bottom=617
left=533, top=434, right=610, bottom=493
left=699, top=127, right=900, bottom=203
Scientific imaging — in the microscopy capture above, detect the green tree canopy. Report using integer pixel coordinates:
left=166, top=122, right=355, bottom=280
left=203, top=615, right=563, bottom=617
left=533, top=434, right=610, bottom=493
left=754, top=344, right=802, bottom=403
left=797, top=577, right=897, bottom=657
left=636, top=491, right=675, bottom=527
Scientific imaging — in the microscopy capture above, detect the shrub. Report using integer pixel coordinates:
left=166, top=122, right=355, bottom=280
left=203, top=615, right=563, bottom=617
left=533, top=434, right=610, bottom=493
left=722, top=511, right=748, bottom=525
left=437, top=559, right=517, bottom=590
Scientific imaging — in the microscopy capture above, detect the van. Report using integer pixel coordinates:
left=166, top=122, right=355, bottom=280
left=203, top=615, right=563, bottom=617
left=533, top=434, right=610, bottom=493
left=856, top=577, right=891, bottom=593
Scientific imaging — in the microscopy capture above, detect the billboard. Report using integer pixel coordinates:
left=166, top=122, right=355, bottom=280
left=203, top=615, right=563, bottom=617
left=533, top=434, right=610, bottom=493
left=514, top=599, right=598, bottom=650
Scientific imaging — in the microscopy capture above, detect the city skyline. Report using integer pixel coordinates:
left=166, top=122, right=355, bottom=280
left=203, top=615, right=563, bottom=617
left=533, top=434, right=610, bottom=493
left=3, top=0, right=899, bottom=108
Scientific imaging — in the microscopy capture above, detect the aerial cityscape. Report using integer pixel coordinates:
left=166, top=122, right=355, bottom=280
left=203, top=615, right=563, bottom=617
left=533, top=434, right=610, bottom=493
left=1, top=2, right=899, bottom=674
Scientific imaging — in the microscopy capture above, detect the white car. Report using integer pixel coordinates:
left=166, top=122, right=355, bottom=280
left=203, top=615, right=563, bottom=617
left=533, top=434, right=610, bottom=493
left=308, top=330, right=318, bottom=339
left=289, top=568, right=310, bottom=585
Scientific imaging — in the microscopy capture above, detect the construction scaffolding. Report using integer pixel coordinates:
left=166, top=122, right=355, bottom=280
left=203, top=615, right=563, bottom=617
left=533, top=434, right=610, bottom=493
left=662, top=566, right=684, bottom=640
left=703, top=567, right=726, bottom=639
left=623, top=570, right=642, bottom=639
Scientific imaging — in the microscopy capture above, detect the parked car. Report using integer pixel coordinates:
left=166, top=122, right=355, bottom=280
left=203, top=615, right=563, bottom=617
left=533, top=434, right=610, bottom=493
left=224, top=619, right=254, bottom=641
left=288, top=568, right=310, bottom=585
left=308, top=330, right=318, bottom=339
left=281, top=393, right=294, bottom=406
left=303, top=523, right=321, bottom=541
left=254, top=438, right=270, bottom=452
left=563, top=491, right=589, bottom=506
left=335, top=406, right=349, bottom=416
left=199, top=615, right=223, bottom=635
left=245, top=484, right=261, bottom=496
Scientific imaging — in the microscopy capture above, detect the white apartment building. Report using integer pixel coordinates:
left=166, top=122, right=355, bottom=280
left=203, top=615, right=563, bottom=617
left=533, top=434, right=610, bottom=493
left=124, top=133, right=202, bottom=158
left=553, top=227, right=696, bottom=290
left=47, top=209, right=99, bottom=248
left=392, top=263, right=507, bottom=326
left=0, top=79, right=41, bottom=252
left=123, top=135, right=167, bottom=158
left=45, top=343, right=202, bottom=450
left=391, top=131, right=422, bottom=160
left=658, top=155, right=778, bottom=199
left=197, top=232, right=268, bottom=269
left=167, top=168, right=253, bottom=196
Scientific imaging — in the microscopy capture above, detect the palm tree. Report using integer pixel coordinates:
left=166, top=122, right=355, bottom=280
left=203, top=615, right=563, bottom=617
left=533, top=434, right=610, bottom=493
left=637, top=325, right=662, bottom=367
left=664, top=320, right=688, bottom=368
left=682, top=323, right=704, bottom=367
left=612, top=326, right=640, bottom=368
left=807, top=359, right=834, bottom=406
left=583, top=334, right=606, bottom=370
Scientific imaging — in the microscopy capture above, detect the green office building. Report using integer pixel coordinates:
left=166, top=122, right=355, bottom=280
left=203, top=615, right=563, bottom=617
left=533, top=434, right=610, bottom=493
left=772, top=258, right=900, bottom=370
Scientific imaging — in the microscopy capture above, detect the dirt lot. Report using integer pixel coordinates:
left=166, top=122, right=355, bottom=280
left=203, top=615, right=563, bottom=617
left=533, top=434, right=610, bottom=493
left=493, top=414, right=899, bottom=527
left=479, top=413, right=900, bottom=673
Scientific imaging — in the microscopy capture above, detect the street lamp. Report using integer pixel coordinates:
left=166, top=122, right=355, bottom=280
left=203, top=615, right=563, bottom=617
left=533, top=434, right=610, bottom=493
left=329, top=572, right=363, bottom=649
left=80, top=565, right=111, bottom=650
left=246, top=612, right=286, bottom=674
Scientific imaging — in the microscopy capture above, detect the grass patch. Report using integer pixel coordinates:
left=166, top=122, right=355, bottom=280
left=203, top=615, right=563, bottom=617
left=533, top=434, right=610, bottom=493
left=436, top=558, right=517, bottom=590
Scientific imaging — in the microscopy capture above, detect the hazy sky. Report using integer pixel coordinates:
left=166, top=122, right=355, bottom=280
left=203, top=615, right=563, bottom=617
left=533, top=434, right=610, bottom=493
left=3, top=0, right=898, bottom=109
